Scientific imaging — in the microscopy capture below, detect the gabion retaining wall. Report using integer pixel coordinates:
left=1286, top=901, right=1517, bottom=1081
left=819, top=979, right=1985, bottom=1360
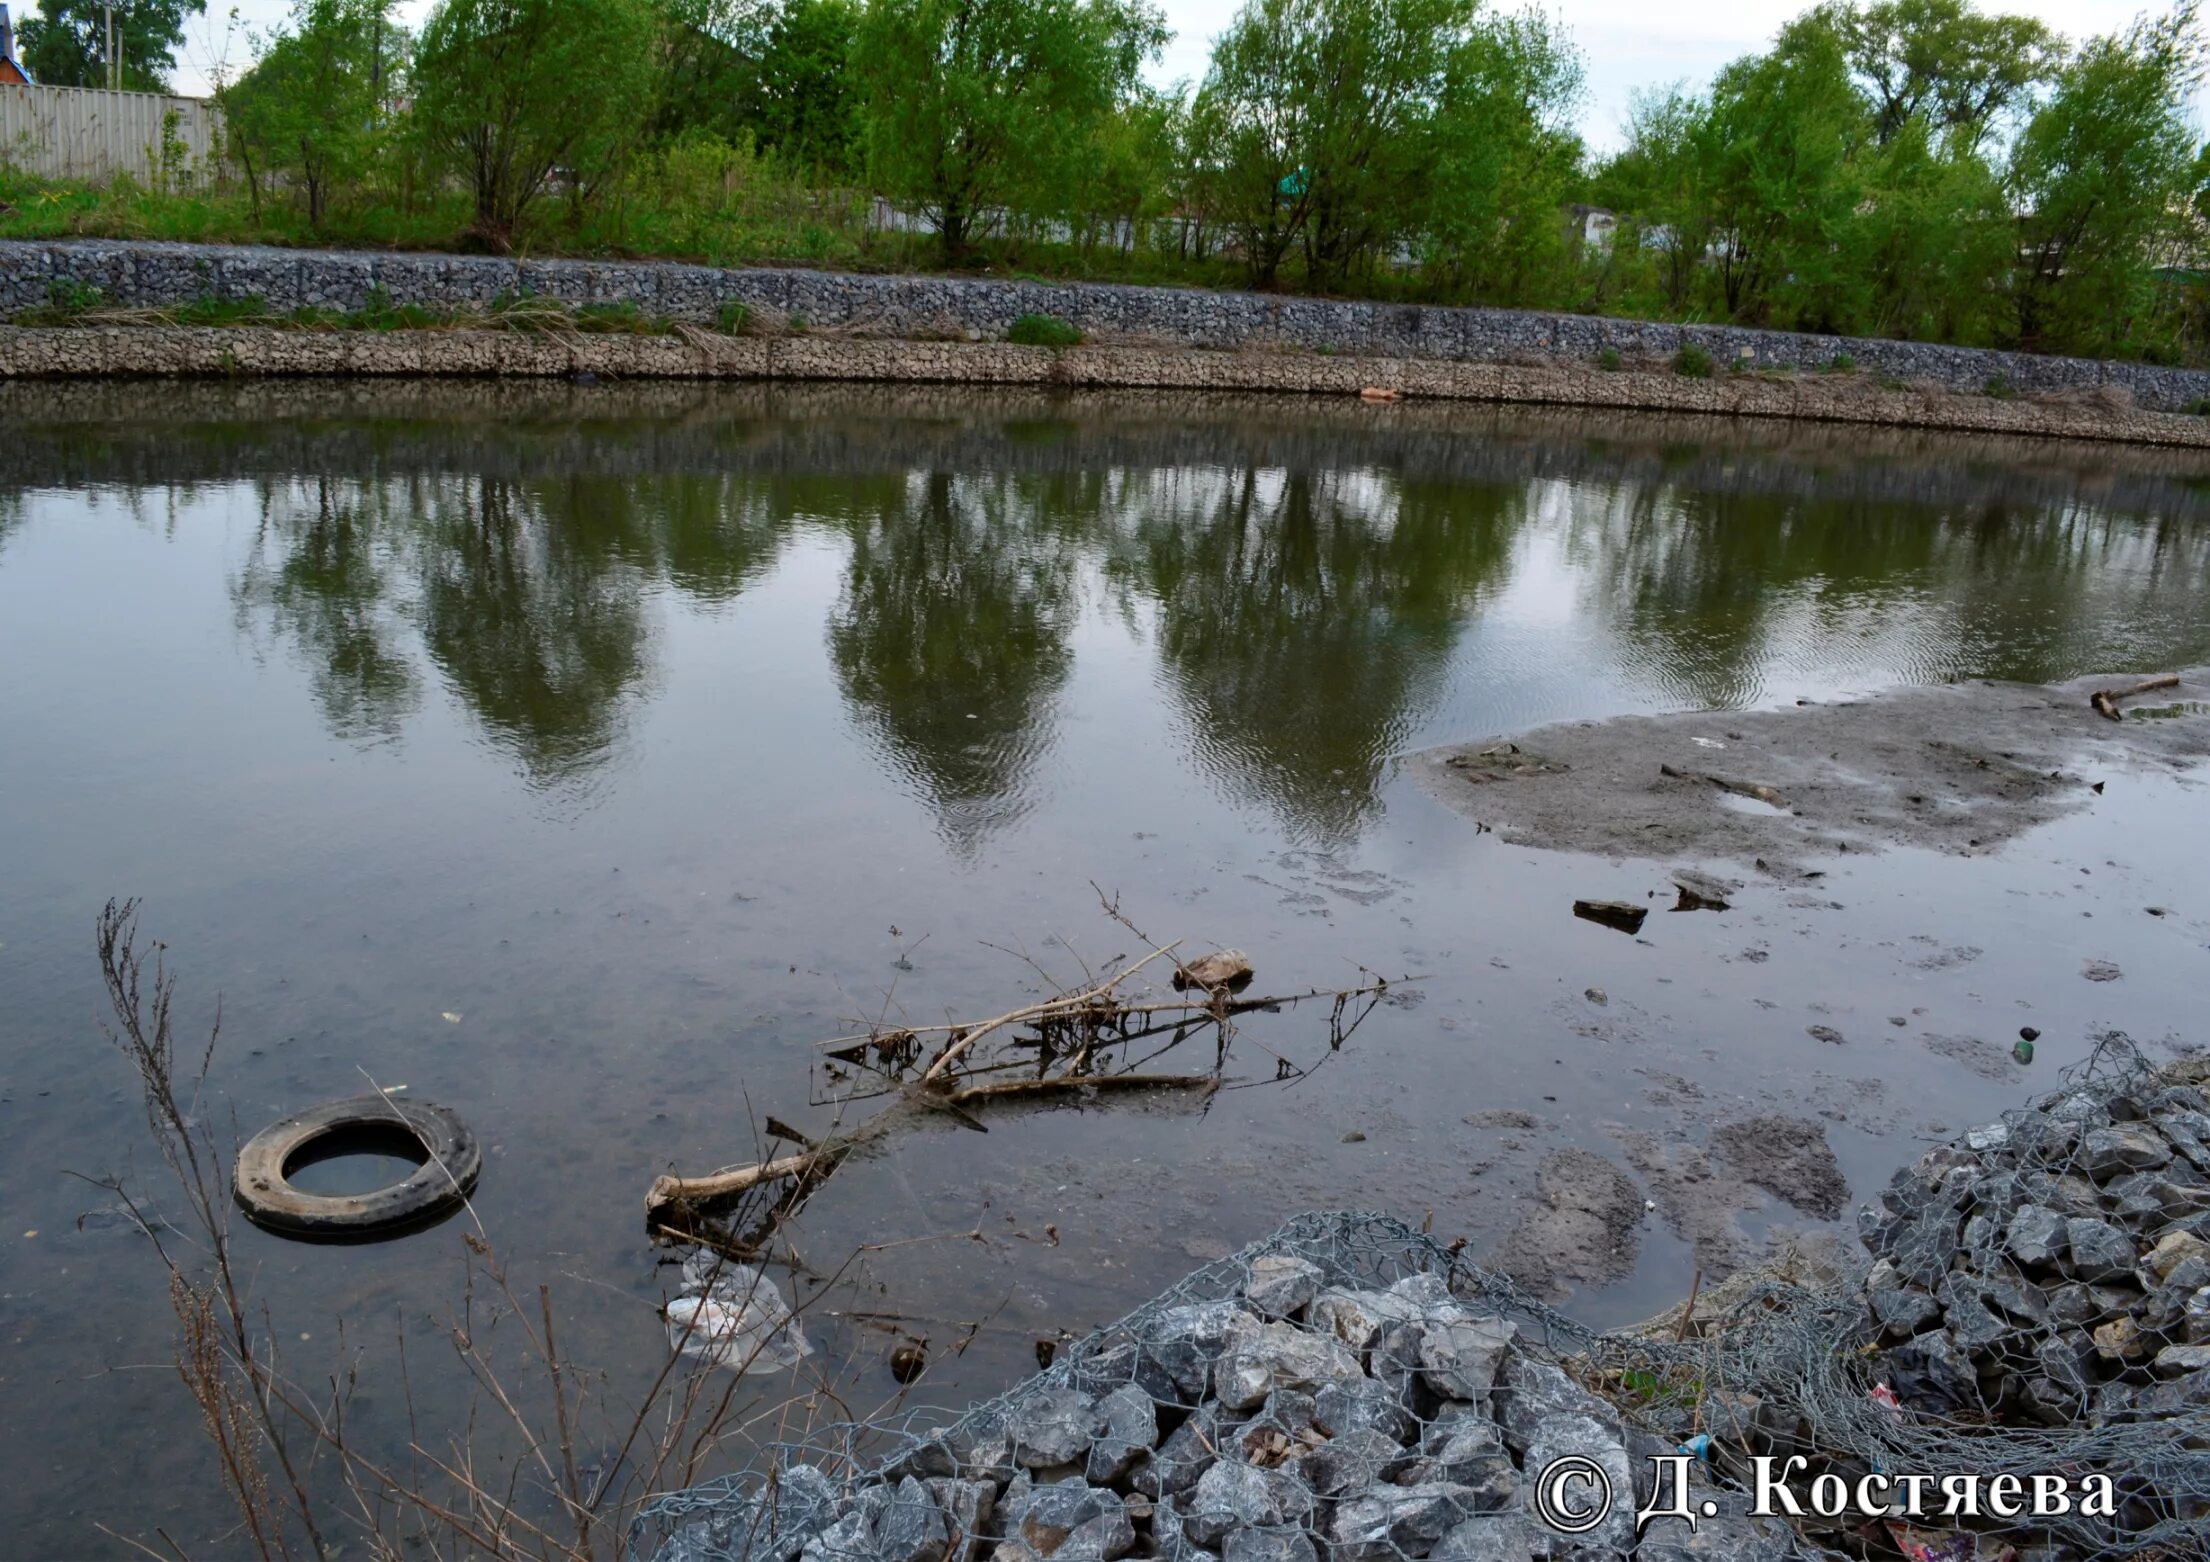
left=7, top=239, right=2210, bottom=411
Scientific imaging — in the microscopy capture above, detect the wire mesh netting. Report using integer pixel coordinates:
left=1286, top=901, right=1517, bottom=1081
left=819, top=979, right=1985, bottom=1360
left=633, top=1039, right=2210, bottom=1562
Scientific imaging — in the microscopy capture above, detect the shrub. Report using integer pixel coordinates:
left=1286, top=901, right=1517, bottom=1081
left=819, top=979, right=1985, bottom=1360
left=1672, top=344, right=1714, bottom=378
left=1598, top=347, right=1621, bottom=371
left=1008, top=312, right=1082, bottom=348
left=1984, top=375, right=2017, bottom=400
left=1825, top=352, right=1855, bottom=373
left=717, top=300, right=752, bottom=335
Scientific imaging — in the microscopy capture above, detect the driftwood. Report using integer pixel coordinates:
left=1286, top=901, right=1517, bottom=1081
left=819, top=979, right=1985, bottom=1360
left=2090, top=675, right=2180, bottom=721
left=1574, top=899, right=1648, bottom=935
left=1660, top=764, right=1786, bottom=808
left=645, top=907, right=1397, bottom=1237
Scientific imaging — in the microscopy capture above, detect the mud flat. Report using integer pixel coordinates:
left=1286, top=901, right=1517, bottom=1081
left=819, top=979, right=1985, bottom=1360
left=1411, top=669, right=2210, bottom=872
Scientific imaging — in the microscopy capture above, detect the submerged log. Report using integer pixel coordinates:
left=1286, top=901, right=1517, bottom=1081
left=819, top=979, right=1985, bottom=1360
left=2090, top=675, right=2180, bottom=721
left=1574, top=899, right=1648, bottom=935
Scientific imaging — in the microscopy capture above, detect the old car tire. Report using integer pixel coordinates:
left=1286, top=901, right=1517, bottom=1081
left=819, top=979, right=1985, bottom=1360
left=234, top=1097, right=481, bottom=1238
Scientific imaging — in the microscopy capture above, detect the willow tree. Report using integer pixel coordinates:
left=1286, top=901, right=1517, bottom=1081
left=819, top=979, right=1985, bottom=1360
left=1191, top=0, right=1580, bottom=295
left=412, top=0, right=661, bottom=246
left=850, top=0, right=1167, bottom=260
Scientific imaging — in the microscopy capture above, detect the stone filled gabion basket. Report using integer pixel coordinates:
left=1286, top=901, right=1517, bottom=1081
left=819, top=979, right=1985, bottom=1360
left=633, top=1212, right=1818, bottom=1562
left=634, top=1046, right=2210, bottom=1562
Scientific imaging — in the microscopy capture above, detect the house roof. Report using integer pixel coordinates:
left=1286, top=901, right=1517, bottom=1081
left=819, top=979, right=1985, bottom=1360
left=0, top=4, right=29, bottom=84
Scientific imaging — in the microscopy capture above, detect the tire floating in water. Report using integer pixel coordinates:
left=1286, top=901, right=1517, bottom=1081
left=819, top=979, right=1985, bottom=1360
left=233, top=1097, right=481, bottom=1239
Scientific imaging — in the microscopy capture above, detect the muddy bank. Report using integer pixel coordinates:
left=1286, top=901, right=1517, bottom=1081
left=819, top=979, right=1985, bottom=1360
left=1412, top=669, right=2210, bottom=871
left=11, top=326, right=2210, bottom=448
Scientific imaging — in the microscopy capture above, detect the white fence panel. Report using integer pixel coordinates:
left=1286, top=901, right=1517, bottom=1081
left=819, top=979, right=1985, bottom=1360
left=0, top=83, right=222, bottom=184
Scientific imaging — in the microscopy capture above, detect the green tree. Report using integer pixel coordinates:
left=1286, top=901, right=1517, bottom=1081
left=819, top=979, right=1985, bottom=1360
left=1697, top=19, right=1867, bottom=324
left=225, top=0, right=403, bottom=229
left=17, top=0, right=205, bottom=89
left=850, top=0, right=1167, bottom=260
left=1807, top=0, right=2061, bottom=150
left=1846, top=114, right=2012, bottom=342
left=1192, top=0, right=1577, bottom=295
left=412, top=0, right=662, bottom=246
left=2009, top=4, right=2205, bottom=355
left=752, top=0, right=862, bottom=169
left=1589, top=85, right=1715, bottom=313
left=1416, top=7, right=1584, bottom=304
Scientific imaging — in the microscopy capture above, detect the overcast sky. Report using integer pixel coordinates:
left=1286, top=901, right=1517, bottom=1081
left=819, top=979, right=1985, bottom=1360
left=36, top=0, right=2201, bottom=155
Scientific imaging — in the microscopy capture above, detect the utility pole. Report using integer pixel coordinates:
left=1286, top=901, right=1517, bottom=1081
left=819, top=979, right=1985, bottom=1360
left=103, top=2, right=116, bottom=90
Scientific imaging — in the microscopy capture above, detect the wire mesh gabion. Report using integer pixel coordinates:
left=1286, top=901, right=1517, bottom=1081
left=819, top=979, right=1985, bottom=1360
left=633, top=1040, right=2210, bottom=1562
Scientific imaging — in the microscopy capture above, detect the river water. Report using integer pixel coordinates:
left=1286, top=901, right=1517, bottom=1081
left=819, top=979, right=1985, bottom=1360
left=4, top=381, right=2210, bottom=1555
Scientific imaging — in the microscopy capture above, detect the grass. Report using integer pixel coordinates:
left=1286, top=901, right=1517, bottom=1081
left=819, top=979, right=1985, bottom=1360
left=1597, top=346, right=1621, bottom=370
left=8, top=275, right=683, bottom=335
left=1983, top=374, right=2017, bottom=400
left=1007, top=312, right=1082, bottom=348
left=1672, top=343, right=1714, bottom=379
left=1825, top=352, right=1857, bottom=373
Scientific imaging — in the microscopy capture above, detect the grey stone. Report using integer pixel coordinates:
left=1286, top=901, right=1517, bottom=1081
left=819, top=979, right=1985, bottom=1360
left=1430, top=1516, right=1543, bottom=1562
left=2064, top=1217, right=2139, bottom=1282
left=2045, top=1283, right=2099, bottom=1326
left=1220, top=1531, right=1318, bottom=1562
left=803, top=1512, right=882, bottom=1562
left=1522, top=1415, right=1636, bottom=1553
left=1299, top=1426, right=1416, bottom=1497
left=1495, top=1356, right=1614, bottom=1455
left=2155, top=1343, right=2210, bottom=1375
left=2080, top=1124, right=2170, bottom=1178
left=924, top=1480, right=996, bottom=1562
left=1213, top=1321, right=1365, bottom=1409
left=1182, top=1461, right=1315, bottom=1548
left=1084, top=1386, right=1158, bottom=1487
left=1132, top=1408, right=1218, bottom=1501
left=1008, top=1483, right=1132, bottom=1561
left=1014, top=1390, right=1102, bottom=1469
left=1635, top=1492, right=1799, bottom=1562
left=1328, top=1483, right=1493, bottom=1561
left=876, top=1478, right=950, bottom=1562
left=2132, top=1367, right=2210, bottom=1416
left=2006, top=1205, right=2068, bottom=1267
left=1404, top=1428, right=1515, bottom=1511
left=949, top=1412, right=1018, bottom=1487
left=1868, top=1272, right=1941, bottom=1337
left=2144, top=1230, right=2210, bottom=1284
left=1888, top=1207, right=1964, bottom=1287
left=1244, top=1254, right=1324, bottom=1320
left=1314, top=1377, right=1420, bottom=1445
left=1142, top=1302, right=1262, bottom=1400
left=1419, top=1316, right=1518, bottom=1404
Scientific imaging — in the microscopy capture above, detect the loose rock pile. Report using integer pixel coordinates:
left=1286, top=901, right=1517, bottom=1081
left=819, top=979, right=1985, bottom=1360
left=1860, top=1070, right=2210, bottom=1428
left=647, top=1242, right=1810, bottom=1562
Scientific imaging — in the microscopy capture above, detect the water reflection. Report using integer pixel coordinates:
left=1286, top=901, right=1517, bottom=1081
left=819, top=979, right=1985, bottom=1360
left=24, top=388, right=2210, bottom=844
left=829, top=472, right=1080, bottom=852
left=1109, top=467, right=1521, bottom=840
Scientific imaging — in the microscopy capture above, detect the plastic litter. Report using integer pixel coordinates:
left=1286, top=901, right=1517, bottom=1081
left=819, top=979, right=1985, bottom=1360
left=1888, top=1523, right=2016, bottom=1562
left=663, top=1253, right=812, bottom=1372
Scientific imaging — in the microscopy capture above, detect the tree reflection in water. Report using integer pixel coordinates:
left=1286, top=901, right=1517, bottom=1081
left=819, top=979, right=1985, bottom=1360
left=211, top=405, right=2210, bottom=844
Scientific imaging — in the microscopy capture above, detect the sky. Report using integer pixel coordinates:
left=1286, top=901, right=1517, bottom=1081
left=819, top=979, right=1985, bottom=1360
left=25, top=0, right=2200, bottom=156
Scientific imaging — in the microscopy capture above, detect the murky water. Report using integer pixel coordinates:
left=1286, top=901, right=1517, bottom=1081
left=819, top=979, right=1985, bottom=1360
left=6, top=382, right=2210, bottom=1555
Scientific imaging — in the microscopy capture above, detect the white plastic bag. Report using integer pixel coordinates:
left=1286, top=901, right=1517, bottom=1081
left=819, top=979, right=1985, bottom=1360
left=664, top=1253, right=812, bottom=1372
